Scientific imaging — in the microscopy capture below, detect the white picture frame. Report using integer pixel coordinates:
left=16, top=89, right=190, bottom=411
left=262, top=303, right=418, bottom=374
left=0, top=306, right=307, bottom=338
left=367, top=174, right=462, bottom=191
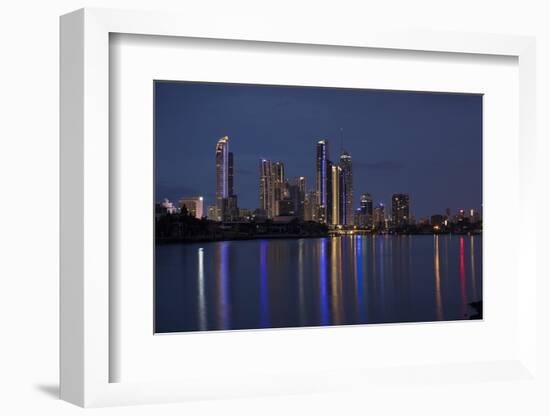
left=60, top=7, right=538, bottom=408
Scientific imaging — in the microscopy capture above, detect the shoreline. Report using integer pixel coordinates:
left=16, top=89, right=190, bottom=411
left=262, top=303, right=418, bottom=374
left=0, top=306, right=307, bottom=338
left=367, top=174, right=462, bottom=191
left=156, top=231, right=482, bottom=245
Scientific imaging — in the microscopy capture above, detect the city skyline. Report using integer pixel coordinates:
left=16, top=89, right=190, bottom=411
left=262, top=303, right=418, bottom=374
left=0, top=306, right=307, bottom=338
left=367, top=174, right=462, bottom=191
left=155, top=81, right=482, bottom=219
left=162, top=134, right=480, bottom=228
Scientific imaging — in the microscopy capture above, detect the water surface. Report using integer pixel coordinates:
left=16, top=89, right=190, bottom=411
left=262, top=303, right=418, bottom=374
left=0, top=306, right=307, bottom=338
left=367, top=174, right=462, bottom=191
left=155, top=235, right=482, bottom=333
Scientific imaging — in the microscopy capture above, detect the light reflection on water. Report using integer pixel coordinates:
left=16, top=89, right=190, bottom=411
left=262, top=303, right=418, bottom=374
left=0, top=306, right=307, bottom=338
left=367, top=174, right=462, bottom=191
left=156, top=235, right=483, bottom=333
left=434, top=236, right=444, bottom=321
left=197, top=248, right=207, bottom=330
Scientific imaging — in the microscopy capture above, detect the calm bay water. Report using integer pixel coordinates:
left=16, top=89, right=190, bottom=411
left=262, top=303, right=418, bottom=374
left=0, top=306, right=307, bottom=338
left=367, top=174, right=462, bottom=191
left=155, top=235, right=482, bottom=333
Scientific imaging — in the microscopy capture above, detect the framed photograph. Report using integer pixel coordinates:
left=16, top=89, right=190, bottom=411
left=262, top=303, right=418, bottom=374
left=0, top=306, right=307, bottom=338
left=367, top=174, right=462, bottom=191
left=60, top=8, right=538, bottom=408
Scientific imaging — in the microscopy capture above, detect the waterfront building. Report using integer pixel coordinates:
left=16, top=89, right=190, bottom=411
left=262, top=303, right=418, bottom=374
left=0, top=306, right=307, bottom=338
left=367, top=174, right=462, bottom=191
left=259, top=159, right=287, bottom=219
left=316, top=139, right=329, bottom=223
left=391, top=193, right=410, bottom=227
left=469, top=208, right=481, bottom=223
left=239, top=208, right=252, bottom=221
left=259, top=159, right=275, bottom=218
left=278, top=199, right=295, bottom=216
left=228, top=151, right=234, bottom=196
left=178, top=196, right=204, bottom=219
left=373, top=203, right=386, bottom=228
left=359, top=193, right=373, bottom=226
left=288, top=176, right=306, bottom=220
left=272, top=161, right=285, bottom=216
left=339, top=151, right=354, bottom=225
left=330, top=164, right=342, bottom=225
left=225, top=195, right=239, bottom=221
left=304, top=191, right=318, bottom=221
left=215, top=136, right=231, bottom=221
left=207, top=205, right=217, bottom=220
left=155, top=198, right=177, bottom=220
left=252, top=208, right=267, bottom=222
left=158, top=198, right=177, bottom=215
left=354, top=208, right=367, bottom=227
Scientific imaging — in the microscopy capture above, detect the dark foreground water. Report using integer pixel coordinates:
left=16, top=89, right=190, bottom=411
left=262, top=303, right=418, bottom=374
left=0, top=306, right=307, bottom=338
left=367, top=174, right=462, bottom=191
left=155, top=235, right=482, bottom=333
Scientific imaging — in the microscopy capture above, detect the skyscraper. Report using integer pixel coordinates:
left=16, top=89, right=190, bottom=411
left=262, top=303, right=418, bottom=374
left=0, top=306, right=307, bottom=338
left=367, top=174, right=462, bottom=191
left=304, top=190, right=318, bottom=222
left=330, top=164, right=342, bottom=225
left=316, top=140, right=329, bottom=223
left=373, top=203, right=385, bottom=228
left=391, top=193, right=410, bottom=227
left=228, top=151, right=234, bottom=197
left=272, top=161, right=285, bottom=216
left=226, top=195, right=239, bottom=221
left=355, top=193, right=373, bottom=227
left=259, top=159, right=287, bottom=219
left=360, top=193, right=373, bottom=217
left=259, top=159, right=275, bottom=218
left=288, top=176, right=306, bottom=220
left=215, top=136, right=230, bottom=221
left=339, top=151, right=353, bottom=225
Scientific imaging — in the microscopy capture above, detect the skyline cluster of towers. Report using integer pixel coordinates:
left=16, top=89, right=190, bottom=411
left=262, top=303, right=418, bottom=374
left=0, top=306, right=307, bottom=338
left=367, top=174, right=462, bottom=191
left=157, top=135, right=481, bottom=229
left=314, top=139, right=354, bottom=226
left=211, top=135, right=409, bottom=227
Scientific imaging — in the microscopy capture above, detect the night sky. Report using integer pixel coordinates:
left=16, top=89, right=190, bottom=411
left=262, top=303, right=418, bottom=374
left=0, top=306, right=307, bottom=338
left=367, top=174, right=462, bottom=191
left=155, top=81, right=482, bottom=219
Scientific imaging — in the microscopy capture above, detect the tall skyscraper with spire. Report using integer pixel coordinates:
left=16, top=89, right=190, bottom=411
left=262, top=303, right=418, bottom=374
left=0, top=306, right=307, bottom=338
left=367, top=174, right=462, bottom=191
left=339, top=151, right=353, bottom=225
left=215, top=136, right=235, bottom=221
left=316, top=139, right=329, bottom=223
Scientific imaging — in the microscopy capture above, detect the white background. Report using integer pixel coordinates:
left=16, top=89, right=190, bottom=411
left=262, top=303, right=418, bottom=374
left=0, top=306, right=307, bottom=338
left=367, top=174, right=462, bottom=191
left=1, top=1, right=549, bottom=415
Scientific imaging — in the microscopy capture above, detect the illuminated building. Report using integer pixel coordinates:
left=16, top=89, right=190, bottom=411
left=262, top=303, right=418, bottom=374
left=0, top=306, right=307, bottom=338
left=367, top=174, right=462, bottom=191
left=228, top=151, right=234, bottom=196
left=239, top=208, right=252, bottom=221
left=159, top=198, right=177, bottom=214
left=304, top=191, right=318, bottom=221
left=354, top=208, right=365, bottom=227
left=215, top=136, right=231, bottom=221
left=207, top=205, right=217, bottom=220
left=358, top=193, right=373, bottom=226
left=288, top=177, right=306, bottom=219
left=330, top=164, right=342, bottom=225
left=373, top=203, right=385, bottom=228
left=391, top=193, right=410, bottom=227
left=259, top=159, right=275, bottom=218
left=225, top=195, right=239, bottom=221
left=278, top=199, right=295, bottom=216
left=155, top=198, right=177, bottom=219
left=259, top=159, right=286, bottom=219
left=178, top=196, right=204, bottom=219
left=316, top=139, right=329, bottom=223
left=272, top=162, right=285, bottom=216
left=339, top=151, right=354, bottom=225
left=469, top=208, right=481, bottom=223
